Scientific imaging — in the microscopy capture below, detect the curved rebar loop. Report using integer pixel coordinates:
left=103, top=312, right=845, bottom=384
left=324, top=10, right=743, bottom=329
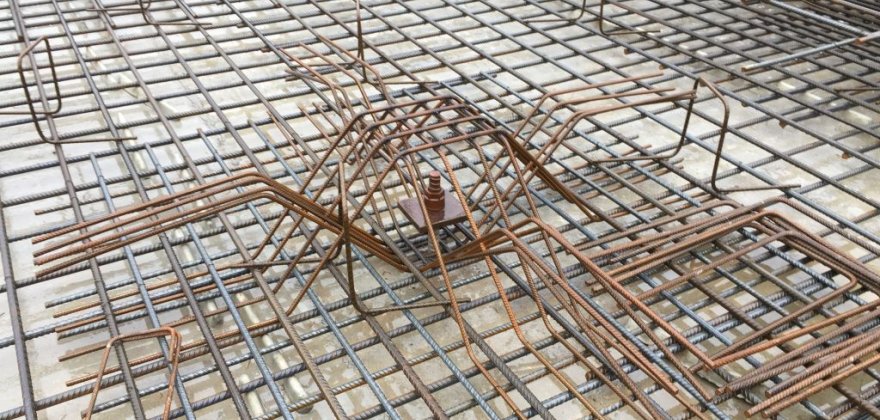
left=585, top=78, right=704, bottom=164
left=470, top=72, right=669, bottom=221
left=280, top=33, right=415, bottom=117
left=282, top=109, right=513, bottom=285
left=511, top=76, right=710, bottom=165
left=291, top=38, right=433, bottom=175
left=282, top=56, right=380, bottom=167
left=88, top=0, right=210, bottom=27
left=82, top=327, right=182, bottom=420
left=0, top=36, right=136, bottom=144
left=528, top=86, right=694, bottom=165
left=271, top=6, right=430, bottom=95
left=280, top=34, right=435, bottom=167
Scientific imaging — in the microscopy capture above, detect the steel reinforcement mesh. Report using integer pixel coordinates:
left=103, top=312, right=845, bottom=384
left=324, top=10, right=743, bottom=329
left=0, top=0, right=878, bottom=419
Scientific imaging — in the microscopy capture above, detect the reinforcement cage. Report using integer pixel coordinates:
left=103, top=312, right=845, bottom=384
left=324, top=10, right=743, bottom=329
left=0, top=0, right=879, bottom=419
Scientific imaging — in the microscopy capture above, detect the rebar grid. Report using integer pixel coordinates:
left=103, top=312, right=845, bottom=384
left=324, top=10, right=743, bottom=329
left=0, top=0, right=878, bottom=419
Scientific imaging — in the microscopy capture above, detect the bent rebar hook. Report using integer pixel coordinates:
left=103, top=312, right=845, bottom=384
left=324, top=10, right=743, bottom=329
left=0, top=37, right=136, bottom=144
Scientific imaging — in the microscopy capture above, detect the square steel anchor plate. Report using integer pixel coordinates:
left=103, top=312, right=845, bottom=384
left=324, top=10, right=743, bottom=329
left=398, top=191, right=468, bottom=233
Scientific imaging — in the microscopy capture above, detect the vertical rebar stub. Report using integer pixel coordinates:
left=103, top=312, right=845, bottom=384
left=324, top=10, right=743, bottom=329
left=399, top=171, right=467, bottom=233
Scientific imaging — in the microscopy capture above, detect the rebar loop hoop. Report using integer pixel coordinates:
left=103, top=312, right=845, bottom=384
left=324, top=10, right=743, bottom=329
left=515, top=72, right=699, bottom=163
left=88, top=0, right=211, bottom=27
left=277, top=37, right=392, bottom=123
left=0, top=37, right=136, bottom=144
left=83, top=327, right=182, bottom=420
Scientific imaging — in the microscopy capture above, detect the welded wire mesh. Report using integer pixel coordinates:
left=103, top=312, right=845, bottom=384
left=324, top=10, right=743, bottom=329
left=0, top=0, right=878, bottom=419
